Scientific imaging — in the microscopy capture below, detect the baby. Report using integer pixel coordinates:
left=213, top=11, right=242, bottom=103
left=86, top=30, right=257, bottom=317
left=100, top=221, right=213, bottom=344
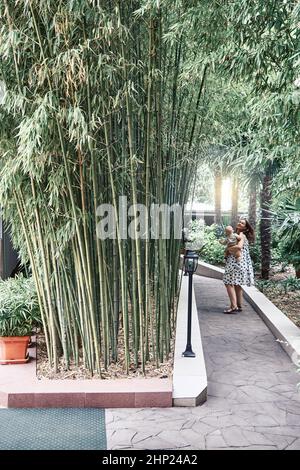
left=219, top=225, right=242, bottom=261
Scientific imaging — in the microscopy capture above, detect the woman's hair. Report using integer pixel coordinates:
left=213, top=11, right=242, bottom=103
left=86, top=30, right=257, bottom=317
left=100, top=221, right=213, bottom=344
left=236, top=218, right=255, bottom=243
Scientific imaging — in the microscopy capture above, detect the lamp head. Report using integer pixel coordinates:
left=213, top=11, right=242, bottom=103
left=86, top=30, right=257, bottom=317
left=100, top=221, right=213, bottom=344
left=184, top=250, right=198, bottom=275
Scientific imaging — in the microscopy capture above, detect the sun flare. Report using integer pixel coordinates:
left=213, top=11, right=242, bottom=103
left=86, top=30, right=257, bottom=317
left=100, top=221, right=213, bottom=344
left=221, top=178, right=232, bottom=211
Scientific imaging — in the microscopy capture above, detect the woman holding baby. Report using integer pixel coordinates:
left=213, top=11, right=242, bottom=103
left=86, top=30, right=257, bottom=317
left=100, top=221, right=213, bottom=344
left=223, top=218, right=255, bottom=313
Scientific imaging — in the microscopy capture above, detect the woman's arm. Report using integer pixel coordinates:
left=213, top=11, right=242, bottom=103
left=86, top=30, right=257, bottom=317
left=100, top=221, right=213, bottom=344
left=228, top=233, right=245, bottom=254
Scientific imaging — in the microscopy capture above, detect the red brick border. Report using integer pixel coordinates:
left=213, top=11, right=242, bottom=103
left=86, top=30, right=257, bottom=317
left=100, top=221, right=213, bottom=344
left=0, top=345, right=172, bottom=408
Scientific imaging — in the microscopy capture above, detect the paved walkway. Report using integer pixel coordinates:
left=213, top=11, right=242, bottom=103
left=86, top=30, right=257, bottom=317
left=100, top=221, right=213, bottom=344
left=107, top=275, right=300, bottom=450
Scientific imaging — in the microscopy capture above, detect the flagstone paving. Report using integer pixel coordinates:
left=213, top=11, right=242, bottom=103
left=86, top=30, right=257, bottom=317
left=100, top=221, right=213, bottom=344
left=106, top=275, right=300, bottom=450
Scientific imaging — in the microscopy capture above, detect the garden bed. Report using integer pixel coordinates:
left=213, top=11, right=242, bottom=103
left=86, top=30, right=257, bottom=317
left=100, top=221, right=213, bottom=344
left=36, top=329, right=174, bottom=381
left=255, top=266, right=300, bottom=329
left=264, top=291, right=300, bottom=328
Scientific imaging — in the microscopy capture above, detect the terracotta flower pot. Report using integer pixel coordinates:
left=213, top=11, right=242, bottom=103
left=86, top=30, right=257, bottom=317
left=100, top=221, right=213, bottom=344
left=0, top=336, right=30, bottom=364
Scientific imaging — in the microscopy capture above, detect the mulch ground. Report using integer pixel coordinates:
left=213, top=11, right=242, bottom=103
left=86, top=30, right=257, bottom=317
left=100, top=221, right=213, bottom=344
left=266, top=290, right=300, bottom=328
left=256, top=265, right=300, bottom=328
left=36, top=325, right=174, bottom=380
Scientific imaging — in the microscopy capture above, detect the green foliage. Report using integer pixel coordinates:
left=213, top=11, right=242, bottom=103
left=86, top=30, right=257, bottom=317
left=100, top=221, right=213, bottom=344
left=0, top=0, right=299, bottom=371
left=278, top=241, right=300, bottom=273
left=192, top=164, right=214, bottom=204
left=248, top=240, right=261, bottom=271
left=197, top=224, right=226, bottom=266
left=0, top=0, right=209, bottom=372
left=0, top=276, right=41, bottom=337
left=221, top=214, right=231, bottom=227
left=200, top=2, right=300, bottom=282
left=256, top=277, right=300, bottom=296
left=275, top=198, right=300, bottom=273
left=282, top=277, right=300, bottom=293
left=184, top=219, right=205, bottom=251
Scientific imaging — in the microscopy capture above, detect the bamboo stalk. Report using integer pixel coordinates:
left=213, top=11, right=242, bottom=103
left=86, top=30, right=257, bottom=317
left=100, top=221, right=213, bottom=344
left=0, top=1, right=208, bottom=375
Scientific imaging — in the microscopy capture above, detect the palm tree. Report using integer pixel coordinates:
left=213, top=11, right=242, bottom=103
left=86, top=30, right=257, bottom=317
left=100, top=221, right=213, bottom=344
left=248, top=181, right=257, bottom=229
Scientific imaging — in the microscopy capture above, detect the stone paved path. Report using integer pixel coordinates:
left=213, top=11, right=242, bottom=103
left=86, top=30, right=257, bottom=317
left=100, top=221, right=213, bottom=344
left=106, top=276, right=300, bottom=450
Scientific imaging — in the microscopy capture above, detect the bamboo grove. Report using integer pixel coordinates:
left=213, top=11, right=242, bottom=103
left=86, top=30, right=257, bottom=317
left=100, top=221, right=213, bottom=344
left=0, top=0, right=207, bottom=374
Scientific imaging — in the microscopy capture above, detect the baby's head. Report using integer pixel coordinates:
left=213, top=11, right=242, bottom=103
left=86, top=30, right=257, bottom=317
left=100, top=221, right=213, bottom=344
left=225, top=225, right=234, bottom=236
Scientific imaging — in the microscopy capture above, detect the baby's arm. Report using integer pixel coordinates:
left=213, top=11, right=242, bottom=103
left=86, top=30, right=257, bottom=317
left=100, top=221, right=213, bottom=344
left=219, top=239, right=227, bottom=245
left=228, top=234, right=244, bottom=254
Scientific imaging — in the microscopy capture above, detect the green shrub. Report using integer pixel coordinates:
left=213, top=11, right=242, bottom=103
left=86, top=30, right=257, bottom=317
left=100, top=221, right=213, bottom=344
left=281, top=277, right=300, bottom=293
left=198, top=224, right=226, bottom=265
left=274, top=198, right=300, bottom=276
left=249, top=241, right=261, bottom=270
left=255, top=279, right=279, bottom=294
left=184, top=219, right=205, bottom=251
left=277, top=239, right=300, bottom=275
left=0, top=276, right=41, bottom=337
left=248, top=226, right=284, bottom=272
left=256, top=276, right=300, bottom=295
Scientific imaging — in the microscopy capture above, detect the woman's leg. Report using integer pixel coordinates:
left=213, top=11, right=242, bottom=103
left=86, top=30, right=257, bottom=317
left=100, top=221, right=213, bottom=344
left=225, top=284, right=237, bottom=309
left=234, top=285, right=243, bottom=308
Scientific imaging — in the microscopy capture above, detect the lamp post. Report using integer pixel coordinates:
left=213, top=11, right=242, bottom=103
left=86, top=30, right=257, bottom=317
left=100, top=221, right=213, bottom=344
left=182, top=250, right=199, bottom=358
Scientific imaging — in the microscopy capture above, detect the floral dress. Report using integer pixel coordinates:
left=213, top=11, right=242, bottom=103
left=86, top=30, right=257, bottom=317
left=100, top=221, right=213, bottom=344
left=223, top=235, right=254, bottom=286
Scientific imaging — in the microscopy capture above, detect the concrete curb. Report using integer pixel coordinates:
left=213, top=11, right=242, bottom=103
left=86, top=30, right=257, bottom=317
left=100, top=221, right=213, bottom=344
left=196, top=260, right=224, bottom=280
left=172, top=273, right=207, bottom=406
left=243, top=285, right=300, bottom=365
left=197, top=260, right=300, bottom=365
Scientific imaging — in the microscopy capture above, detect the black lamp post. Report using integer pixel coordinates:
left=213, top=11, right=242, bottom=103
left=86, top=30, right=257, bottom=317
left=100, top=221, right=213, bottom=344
left=182, top=250, right=199, bottom=358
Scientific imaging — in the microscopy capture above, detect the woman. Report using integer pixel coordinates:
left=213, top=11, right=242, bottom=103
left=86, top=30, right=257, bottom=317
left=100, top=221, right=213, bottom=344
left=223, top=218, right=255, bottom=313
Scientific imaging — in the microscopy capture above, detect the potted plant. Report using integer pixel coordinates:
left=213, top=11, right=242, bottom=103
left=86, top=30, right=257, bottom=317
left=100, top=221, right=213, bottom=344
left=0, top=276, right=41, bottom=364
